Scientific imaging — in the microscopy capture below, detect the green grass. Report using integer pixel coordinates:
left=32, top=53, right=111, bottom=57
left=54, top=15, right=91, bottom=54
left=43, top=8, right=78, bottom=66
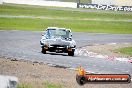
left=117, top=47, right=132, bottom=56
left=17, top=84, right=32, bottom=88
left=44, top=82, right=63, bottom=88
left=0, top=17, right=132, bottom=33
left=0, top=4, right=132, bottom=34
left=0, top=4, right=132, bottom=20
left=17, top=82, right=63, bottom=88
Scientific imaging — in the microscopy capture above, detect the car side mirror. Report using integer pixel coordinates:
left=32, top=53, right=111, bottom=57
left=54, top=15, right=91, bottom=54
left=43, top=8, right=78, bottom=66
left=41, top=32, right=46, bottom=36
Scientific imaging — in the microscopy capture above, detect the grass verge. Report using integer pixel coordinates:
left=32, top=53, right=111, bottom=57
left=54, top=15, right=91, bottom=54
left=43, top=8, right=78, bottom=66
left=17, top=82, right=63, bottom=88
left=0, top=17, right=132, bottom=34
left=0, top=4, right=132, bottom=20
left=17, top=84, right=32, bottom=88
left=43, top=82, right=63, bottom=88
left=0, top=4, right=132, bottom=33
left=116, top=47, right=132, bottom=56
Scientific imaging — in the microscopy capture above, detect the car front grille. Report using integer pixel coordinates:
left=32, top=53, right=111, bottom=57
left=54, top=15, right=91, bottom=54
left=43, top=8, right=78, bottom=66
left=49, top=44, right=67, bottom=48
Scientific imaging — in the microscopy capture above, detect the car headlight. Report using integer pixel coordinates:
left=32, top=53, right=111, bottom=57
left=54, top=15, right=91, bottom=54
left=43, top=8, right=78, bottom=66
left=41, top=38, right=46, bottom=43
left=68, top=38, right=72, bottom=41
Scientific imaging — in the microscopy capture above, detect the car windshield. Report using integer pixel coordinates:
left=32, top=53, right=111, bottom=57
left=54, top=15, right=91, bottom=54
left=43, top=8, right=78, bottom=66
left=46, top=29, right=70, bottom=39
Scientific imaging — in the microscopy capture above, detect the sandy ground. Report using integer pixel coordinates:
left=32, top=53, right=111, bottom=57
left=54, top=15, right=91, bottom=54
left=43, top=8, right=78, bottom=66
left=0, top=57, right=132, bottom=88
left=0, top=43, right=132, bottom=88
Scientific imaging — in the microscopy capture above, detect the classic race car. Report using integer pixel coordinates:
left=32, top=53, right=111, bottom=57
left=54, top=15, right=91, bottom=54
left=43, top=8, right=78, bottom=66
left=40, top=27, right=76, bottom=56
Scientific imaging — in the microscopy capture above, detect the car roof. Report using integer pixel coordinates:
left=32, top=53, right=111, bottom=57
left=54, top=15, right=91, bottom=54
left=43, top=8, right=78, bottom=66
left=46, top=27, right=71, bottom=32
left=47, top=27, right=58, bottom=29
left=58, top=28, right=66, bottom=30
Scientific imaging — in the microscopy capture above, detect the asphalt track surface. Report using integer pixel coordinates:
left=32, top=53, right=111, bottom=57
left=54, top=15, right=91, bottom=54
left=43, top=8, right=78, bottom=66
left=0, top=30, right=132, bottom=75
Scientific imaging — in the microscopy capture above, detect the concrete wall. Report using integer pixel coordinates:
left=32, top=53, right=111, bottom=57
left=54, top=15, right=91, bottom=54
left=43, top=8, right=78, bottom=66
left=92, top=0, right=132, bottom=6
left=92, top=0, right=115, bottom=5
left=3, top=0, right=77, bottom=8
left=0, top=0, right=3, bottom=4
left=115, top=0, right=132, bottom=6
left=0, top=75, right=18, bottom=88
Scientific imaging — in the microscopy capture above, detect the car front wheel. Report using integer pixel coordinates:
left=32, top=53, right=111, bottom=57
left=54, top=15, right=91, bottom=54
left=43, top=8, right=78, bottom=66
left=68, top=49, right=74, bottom=56
left=41, top=48, right=46, bottom=54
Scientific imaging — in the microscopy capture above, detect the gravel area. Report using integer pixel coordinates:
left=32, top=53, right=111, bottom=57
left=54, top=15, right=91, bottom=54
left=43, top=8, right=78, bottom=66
left=85, top=43, right=132, bottom=58
left=0, top=57, right=132, bottom=88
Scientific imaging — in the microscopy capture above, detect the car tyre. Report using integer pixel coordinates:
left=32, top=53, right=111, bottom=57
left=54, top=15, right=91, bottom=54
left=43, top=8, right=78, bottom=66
left=68, top=49, right=74, bottom=56
left=41, top=48, right=46, bottom=54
